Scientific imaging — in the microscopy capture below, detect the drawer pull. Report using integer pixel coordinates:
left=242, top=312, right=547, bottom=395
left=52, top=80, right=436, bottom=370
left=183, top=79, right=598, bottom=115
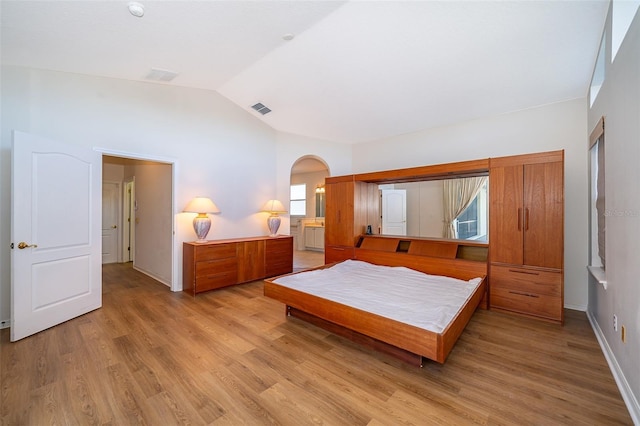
left=508, top=269, right=540, bottom=276
left=509, top=290, right=539, bottom=298
left=332, top=247, right=345, bottom=251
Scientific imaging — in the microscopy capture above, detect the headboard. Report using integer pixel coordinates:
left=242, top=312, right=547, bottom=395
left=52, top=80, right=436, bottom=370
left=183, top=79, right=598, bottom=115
left=354, top=235, right=488, bottom=281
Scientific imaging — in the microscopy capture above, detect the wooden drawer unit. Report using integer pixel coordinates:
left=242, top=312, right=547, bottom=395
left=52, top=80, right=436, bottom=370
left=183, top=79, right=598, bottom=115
left=184, top=236, right=293, bottom=296
left=195, top=260, right=238, bottom=293
left=325, top=245, right=355, bottom=264
left=490, top=264, right=562, bottom=322
left=265, top=237, right=293, bottom=277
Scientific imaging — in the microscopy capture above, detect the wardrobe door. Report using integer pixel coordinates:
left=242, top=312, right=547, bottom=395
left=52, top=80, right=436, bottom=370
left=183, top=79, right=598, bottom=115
left=523, top=161, right=564, bottom=269
left=325, top=179, right=355, bottom=247
left=489, top=165, right=524, bottom=265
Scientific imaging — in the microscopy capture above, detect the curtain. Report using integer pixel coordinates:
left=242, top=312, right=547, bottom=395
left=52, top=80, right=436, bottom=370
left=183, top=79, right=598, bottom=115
left=596, top=139, right=606, bottom=267
left=442, top=176, right=487, bottom=239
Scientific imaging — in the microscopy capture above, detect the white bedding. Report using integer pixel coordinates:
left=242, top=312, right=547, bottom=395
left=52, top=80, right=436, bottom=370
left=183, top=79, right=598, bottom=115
left=272, top=260, right=482, bottom=334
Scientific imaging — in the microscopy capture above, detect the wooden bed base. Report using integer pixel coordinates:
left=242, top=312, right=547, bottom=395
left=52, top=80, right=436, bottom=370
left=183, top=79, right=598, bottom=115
left=264, top=235, right=488, bottom=365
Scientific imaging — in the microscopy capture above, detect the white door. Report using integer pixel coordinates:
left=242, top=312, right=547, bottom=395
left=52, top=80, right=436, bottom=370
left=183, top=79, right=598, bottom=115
left=102, top=182, right=120, bottom=264
left=381, top=189, right=407, bottom=235
left=11, top=131, right=102, bottom=341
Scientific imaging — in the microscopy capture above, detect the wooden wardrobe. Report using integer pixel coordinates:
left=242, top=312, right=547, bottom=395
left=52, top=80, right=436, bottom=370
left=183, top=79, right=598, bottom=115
left=489, top=150, right=564, bottom=323
left=323, top=151, right=564, bottom=324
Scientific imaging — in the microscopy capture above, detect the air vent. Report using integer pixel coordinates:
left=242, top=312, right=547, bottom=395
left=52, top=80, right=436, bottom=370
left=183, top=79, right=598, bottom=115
left=145, top=68, right=179, bottom=82
left=251, top=102, right=272, bottom=115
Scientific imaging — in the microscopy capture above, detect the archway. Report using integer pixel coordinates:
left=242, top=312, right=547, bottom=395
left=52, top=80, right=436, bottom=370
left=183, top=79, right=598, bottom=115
left=290, top=156, right=329, bottom=270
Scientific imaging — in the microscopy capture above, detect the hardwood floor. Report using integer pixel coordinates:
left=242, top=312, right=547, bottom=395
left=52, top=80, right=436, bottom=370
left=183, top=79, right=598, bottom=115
left=1, top=263, right=632, bottom=425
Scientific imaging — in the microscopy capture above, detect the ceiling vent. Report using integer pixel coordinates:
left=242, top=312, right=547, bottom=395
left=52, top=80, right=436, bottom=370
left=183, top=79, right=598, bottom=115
left=251, top=102, right=272, bottom=115
left=145, top=68, right=178, bottom=82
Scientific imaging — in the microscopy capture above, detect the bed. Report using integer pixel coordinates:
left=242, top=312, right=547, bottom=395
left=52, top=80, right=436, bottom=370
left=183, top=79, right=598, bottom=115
left=264, top=236, right=488, bottom=366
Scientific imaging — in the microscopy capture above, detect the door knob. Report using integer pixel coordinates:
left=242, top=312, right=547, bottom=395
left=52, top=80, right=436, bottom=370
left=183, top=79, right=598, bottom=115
left=17, top=242, right=38, bottom=249
left=112, top=225, right=117, bottom=229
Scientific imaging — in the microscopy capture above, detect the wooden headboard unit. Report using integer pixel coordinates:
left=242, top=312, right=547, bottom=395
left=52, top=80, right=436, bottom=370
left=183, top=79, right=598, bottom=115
left=354, top=235, right=488, bottom=281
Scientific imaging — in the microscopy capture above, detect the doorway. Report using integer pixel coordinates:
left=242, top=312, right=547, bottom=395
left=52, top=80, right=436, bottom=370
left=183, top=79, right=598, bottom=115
left=102, top=154, right=174, bottom=288
left=290, top=156, right=329, bottom=270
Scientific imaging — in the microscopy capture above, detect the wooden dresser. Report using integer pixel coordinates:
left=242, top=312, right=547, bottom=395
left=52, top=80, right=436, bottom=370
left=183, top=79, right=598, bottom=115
left=183, top=235, right=293, bottom=296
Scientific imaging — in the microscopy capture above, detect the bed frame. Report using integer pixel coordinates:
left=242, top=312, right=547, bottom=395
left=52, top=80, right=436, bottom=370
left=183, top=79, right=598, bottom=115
left=264, top=235, right=488, bottom=366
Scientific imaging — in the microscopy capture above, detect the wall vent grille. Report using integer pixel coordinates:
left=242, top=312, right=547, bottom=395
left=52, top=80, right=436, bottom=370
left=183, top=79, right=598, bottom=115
left=251, top=103, right=272, bottom=115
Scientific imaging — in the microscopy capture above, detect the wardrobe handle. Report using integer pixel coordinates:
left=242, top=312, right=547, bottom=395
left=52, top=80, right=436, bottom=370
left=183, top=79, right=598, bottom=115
left=508, top=269, right=540, bottom=275
left=517, top=208, right=522, bottom=231
left=509, top=290, right=539, bottom=298
left=525, top=208, right=530, bottom=231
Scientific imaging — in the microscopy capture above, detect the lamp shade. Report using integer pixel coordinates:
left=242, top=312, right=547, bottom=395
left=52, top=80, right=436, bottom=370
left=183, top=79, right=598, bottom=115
left=183, top=197, right=220, bottom=214
left=260, top=199, right=287, bottom=214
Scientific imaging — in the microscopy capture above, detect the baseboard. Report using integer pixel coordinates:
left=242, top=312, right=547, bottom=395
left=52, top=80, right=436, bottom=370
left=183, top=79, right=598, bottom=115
left=0, top=318, right=9, bottom=329
left=564, top=303, right=587, bottom=311
left=587, top=311, right=640, bottom=425
left=132, top=265, right=171, bottom=288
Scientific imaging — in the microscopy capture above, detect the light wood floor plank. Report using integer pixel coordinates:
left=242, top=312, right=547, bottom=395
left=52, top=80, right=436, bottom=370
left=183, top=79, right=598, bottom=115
left=0, top=263, right=633, bottom=425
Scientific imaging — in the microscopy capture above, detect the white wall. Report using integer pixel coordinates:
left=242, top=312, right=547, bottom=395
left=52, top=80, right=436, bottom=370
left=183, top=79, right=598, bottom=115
left=129, top=162, right=173, bottom=285
left=352, top=98, right=589, bottom=311
left=587, top=5, right=640, bottom=422
left=0, top=66, right=275, bottom=325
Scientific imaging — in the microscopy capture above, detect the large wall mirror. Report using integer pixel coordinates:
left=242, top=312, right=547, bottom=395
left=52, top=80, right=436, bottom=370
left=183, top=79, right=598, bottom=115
left=378, top=175, right=489, bottom=242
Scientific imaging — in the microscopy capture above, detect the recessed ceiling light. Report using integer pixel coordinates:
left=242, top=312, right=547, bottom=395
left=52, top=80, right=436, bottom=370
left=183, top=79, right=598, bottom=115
left=282, top=33, right=295, bottom=41
left=128, top=2, right=145, bottom=18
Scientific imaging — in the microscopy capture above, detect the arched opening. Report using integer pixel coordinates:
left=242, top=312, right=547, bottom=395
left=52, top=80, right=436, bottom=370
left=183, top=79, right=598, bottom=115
left=290, top=156, right=329, bottom=271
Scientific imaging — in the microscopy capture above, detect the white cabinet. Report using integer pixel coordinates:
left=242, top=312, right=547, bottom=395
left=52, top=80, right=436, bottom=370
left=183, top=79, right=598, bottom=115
left=304, top=226, right=325, bottom=251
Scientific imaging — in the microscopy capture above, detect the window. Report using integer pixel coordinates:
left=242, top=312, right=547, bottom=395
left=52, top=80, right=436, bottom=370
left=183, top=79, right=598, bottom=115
left=589, top=118, right=605, bottom=268
left=590, top=34, right=606, bottom=107
left=455, top=182, right=488, bottom=241
left=290, top=184, right=306, bottom=216
left=612, top=0, right=640, bottom=62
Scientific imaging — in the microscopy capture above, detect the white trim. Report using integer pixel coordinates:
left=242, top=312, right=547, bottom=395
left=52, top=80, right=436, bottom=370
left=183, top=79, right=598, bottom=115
left=564, top=303, right=587, bottom=312
left=95, top=147, right=181, bottom=292
left=588, top=265, right=608, bottom=290
left=587, top=311, right=640, bottom=424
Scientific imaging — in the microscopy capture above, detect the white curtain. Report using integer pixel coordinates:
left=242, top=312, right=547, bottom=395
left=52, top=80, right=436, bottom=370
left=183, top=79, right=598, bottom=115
left=442, top=177, right=487, bottom=239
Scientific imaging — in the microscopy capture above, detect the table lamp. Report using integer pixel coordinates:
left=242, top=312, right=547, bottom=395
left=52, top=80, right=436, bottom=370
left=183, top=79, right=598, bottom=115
left=260, top=199, right=287, bottom=237
left=183, top=197, right=220, bottom=242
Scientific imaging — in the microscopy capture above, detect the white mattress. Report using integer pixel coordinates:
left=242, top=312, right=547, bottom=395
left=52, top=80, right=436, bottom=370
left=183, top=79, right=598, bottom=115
left=272, top=260, right=482, bottom=334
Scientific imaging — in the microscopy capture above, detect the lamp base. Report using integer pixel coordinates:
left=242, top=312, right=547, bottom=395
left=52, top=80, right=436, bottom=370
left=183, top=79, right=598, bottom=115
left=193, top=214, right=211, bottom=242
left=266, top=215, right=281, bottom=237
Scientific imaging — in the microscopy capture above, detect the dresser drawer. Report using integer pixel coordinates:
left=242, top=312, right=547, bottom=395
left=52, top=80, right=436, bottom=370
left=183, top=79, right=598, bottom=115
left=491, top=287, right=562, bottom=321
left=196, top=270, right=238, bottom=292
left=195, top=243, right=236, bottom=260
left=490, top=264, right=561, bottom=297
left=325, top=245, right=354, bottom=264
left=196, top=257, right=237, bottom=277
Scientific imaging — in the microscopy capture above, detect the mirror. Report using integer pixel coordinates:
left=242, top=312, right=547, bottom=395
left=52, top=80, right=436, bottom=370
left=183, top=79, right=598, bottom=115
left=378, top=176, right=488, bottom=241
left=315, top=191, right=325, bottom=217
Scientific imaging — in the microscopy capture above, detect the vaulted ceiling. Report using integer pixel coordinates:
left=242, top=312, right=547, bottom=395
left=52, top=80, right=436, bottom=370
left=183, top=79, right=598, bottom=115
left=1, top=1, right=609, bottom=144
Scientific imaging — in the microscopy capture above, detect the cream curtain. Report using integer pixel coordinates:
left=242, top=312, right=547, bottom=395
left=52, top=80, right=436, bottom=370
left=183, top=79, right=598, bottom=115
left=596, top=139, right=606, bottom=267
left=442, top=177, right=487, bottom=239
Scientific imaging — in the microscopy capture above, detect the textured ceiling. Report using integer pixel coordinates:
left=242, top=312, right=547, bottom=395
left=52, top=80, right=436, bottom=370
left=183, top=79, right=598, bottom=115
left=1, top=1, right=609, bottom=144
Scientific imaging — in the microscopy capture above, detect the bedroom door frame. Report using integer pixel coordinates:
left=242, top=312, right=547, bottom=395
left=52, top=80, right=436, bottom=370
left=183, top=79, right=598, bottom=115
left=97, top=148, right=180, bottom=292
